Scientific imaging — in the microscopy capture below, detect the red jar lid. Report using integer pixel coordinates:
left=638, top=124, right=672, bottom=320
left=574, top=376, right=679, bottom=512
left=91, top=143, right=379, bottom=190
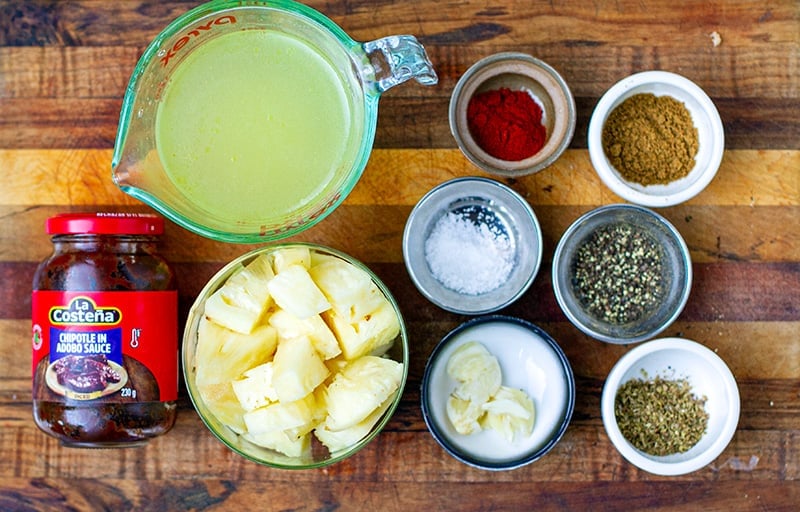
left=46, top=213, right=165, bottom=235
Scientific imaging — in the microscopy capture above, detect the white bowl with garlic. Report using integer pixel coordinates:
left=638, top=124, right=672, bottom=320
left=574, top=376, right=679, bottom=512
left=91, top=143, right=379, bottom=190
left=420, top=315, right=575, bottom=470
left=183, top=243, right=408, bottom=469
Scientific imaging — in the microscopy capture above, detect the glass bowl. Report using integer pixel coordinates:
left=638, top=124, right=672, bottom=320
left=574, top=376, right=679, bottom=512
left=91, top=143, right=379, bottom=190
left=552, top=204, right=692, bottom=344
left=601, top=337, right=740, bottom=475
left=182, top=242, right=408, bottom=468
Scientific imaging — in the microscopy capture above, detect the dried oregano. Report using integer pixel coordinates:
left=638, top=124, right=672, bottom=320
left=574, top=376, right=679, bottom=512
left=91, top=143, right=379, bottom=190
left=614, top=376, right=709, bottom=456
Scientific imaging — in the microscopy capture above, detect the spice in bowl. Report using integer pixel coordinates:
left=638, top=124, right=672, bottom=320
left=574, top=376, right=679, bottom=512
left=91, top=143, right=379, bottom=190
left=552, top=204, right=692, bottom=344
left=614, top=374, right=709, bottom=456
left=467, top=88, right=546, bottom=161
left=602, top=93, right=699, bottom=186
left=424, top=205, right=515, bottom=296
left=572, top=222, right=665, bottom=325
left=449, top=53, right=576, bottom=177
left=403, top=177, right=543, bottom=315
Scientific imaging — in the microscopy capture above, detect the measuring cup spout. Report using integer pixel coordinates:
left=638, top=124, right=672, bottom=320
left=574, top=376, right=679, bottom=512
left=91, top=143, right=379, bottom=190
left=364, top=35, right=438, bottom=93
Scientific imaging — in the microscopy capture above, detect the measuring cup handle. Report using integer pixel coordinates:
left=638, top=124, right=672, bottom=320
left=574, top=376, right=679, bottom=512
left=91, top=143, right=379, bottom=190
left=363, top=35, right=438, bottom=93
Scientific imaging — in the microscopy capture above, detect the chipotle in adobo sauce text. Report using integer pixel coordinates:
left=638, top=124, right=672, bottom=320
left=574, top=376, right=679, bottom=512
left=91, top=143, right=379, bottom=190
left=31, top=213, right=178, bottom=446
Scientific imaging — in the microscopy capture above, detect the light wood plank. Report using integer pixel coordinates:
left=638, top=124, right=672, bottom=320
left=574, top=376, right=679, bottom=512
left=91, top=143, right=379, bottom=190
left=2, top=149, right=798, bottom=207
left=2, top=204, right=798, bottom=264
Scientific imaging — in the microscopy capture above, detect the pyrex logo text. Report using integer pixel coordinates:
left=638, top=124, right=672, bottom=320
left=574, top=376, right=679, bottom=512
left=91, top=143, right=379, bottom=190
left=160, top=15, right=237, bottom=67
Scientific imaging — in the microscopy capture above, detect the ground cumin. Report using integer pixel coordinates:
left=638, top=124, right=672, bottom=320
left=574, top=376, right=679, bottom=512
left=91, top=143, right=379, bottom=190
left=602, top=93, right=699, bottom=185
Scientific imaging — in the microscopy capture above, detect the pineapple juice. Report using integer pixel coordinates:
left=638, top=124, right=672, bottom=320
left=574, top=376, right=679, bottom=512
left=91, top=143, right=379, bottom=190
left=155, top=29, right=354, bottom=221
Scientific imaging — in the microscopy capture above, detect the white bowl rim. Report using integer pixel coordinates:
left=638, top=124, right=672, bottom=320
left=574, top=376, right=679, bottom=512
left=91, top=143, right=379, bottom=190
left=600, top=337, right=740, bottom=476
left=587, top=70, right=725, bottom=207
left=420, top=314, right=576, bottom=470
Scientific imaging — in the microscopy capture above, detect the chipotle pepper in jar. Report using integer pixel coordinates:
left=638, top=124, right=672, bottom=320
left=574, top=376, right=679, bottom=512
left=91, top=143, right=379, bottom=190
left=31, top=213, right=178, bottom=447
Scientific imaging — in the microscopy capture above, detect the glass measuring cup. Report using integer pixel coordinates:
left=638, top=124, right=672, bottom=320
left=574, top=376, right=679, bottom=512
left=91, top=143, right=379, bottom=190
left=112, top=0, right=437, bottom=243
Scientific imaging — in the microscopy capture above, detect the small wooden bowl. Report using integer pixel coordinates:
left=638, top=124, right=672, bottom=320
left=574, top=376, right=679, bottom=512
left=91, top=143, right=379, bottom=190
left=449, top=53, right=576, bottom=177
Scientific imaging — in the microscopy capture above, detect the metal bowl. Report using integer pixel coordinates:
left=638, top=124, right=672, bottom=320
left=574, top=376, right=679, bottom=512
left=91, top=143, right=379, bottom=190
left=402, top=177, right=542, bottom=314
left=552, top=204, right=692, bottom=344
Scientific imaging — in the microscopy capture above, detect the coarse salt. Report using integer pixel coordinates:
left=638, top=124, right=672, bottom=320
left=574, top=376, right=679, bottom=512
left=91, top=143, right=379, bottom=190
left=424, top=210, right=515, bottom=295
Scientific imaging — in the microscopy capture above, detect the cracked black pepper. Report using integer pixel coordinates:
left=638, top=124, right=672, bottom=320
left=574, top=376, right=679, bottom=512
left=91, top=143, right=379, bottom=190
left=571, top=222, right=664, bottom=324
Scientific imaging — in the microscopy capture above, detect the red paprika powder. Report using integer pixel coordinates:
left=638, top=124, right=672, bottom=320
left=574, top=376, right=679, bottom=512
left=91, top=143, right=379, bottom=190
left=467, top=87, right=546, bottom=161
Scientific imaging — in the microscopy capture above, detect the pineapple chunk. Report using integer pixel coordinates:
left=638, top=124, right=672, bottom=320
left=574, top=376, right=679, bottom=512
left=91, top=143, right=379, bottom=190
left=203, top=254, right=275, bottom=334
left=272, top=336, right=329, bottom=403
left=243, top=392, right=321, bottom=439
left=323, top=355, right=349, bottom=378
left=196, top=317, right=277, bottom=386
left=197, top=381, right=247, bottom=434
left=271, top=247, right=311, bottom=273
left=309, top=251, right=343, bottom=267
left=323, top=301, right=399, bottom=360
left=324, top=356, right=403, bottom=431
left=232, top=362, right=279, bottom=411
left=309, top=259, right=385, bottom=322
left=267, top=264, right=331, bottom=319
left=243, top=429, right=311, bottom=458
left=446, top=341, right=502, bottom=404
left=480, top=386, right=535, bottom=442
left=446, top=395, right=484, bottom=435
left=315, top=395, right=393, bottom=453
left=268, top=309, right=341, bottom=360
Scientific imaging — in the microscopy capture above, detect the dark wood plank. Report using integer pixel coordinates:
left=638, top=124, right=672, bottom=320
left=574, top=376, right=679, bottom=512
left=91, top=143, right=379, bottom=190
left=4, top=259, right=800, bottom=323
left=2, top=1, right=797, bottom=51
left=0, top=418, right=797, bottom=482
left=0, top=478, right=797, bottom=512
left=2, top=96, right=798, bottom=150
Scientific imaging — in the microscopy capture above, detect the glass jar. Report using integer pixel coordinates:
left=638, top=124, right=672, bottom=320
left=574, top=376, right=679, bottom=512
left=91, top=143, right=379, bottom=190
left=31, top=212, right=178, bottom=447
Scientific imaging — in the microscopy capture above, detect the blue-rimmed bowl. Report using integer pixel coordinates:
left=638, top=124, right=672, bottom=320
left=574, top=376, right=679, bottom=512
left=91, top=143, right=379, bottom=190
left=420, top=315, right=575, bottom=470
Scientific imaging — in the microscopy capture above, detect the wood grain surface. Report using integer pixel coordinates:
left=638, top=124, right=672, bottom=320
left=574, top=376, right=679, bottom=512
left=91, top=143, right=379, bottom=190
left=1, top=1, right=798, bottom=511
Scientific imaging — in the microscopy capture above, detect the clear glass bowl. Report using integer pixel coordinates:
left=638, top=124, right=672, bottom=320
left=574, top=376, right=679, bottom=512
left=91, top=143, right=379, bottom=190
left=182, top=242, right=409, bottom=468
left=552, top=204, right=692, bottom=344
